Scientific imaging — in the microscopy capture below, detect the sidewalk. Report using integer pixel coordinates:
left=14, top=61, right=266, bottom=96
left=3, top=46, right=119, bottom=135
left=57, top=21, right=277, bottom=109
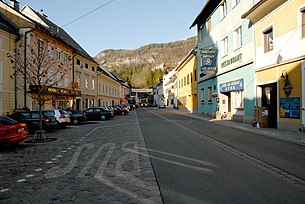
left=165, top=108, right=305, bottom=146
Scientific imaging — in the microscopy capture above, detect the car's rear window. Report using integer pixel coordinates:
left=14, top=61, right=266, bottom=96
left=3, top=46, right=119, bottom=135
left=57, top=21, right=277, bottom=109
left=59, top=110, right=68, bottom=114
left=43, top=110, right=55, bottom=117
left=0, top=117, right=18, bottom=125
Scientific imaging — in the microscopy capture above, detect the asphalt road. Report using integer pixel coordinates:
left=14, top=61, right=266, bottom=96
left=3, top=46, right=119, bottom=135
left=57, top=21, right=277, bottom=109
left=137, top=108, right=305, bottom=204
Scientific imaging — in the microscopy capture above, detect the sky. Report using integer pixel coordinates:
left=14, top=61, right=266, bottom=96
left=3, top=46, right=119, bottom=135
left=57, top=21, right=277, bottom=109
left=16, top=0, right=205, bottom=57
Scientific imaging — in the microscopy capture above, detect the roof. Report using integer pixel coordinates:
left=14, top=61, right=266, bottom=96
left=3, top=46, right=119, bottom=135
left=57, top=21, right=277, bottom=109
left=175, top=47, right=197, bottom=72
left=22, top=5, right=97, bottom=64
left=0, top=12, right=19, bottom=35
left=190, top=0, right=221, bottom=29
left=98, top=66, right=118, bottom=82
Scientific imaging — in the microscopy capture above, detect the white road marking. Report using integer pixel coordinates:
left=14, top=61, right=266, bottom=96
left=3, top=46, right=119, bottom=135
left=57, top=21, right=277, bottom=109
left=17, top=179, right=26, bottom=182
left=26, top=174, right=34, bottom=178
left=0, top=188, right=9, bottom=193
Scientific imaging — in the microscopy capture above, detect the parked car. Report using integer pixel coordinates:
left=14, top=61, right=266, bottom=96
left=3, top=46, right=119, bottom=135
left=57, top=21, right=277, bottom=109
left=50, top=109, right=70, bottom=128
left=65, top=109, right=86, bottom=125
left=112, top=106, right=129, bottom=115
left=0, top=116, right=29, bottom=145
left=84, top=107, right=114, bottom=120
left=7, top=111, right=57, bottom=133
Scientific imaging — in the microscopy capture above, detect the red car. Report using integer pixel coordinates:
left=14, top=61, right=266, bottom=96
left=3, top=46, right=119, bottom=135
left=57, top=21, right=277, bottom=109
left=0, top=116, right=29, bottom=145
left=112, top=106, right=129, bottom=115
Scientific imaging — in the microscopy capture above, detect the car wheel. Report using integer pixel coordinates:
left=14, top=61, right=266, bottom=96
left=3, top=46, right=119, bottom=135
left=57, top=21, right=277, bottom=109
left=121, top=112, right=125, bottom=115
left=72, top=118, right=79, bottom=125
left=101, top=115, right=106, bottom=120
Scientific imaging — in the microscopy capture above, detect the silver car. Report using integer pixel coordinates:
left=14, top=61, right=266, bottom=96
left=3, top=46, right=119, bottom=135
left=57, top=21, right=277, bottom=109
left=51, top=109, right=70, bottom=128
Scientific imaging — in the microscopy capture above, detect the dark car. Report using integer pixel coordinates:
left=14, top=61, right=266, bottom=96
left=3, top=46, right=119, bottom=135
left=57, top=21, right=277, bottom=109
left=7, top=111, right=57, bottom=133
left=112, top=106, right=129, bottom=115
left=84, top=107, right=114, bottom=121
left=0, top=116, right=29, bottom=145
left=65, top=109, right=86, bottom=125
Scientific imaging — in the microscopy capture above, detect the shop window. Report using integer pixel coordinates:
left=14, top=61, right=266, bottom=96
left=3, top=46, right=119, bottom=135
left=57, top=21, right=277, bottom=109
left=264, top=27, right=273, bottom=52
left=208, top=86, right=212, bottom=103
left=233, top=91, right=244, bottom=108
left=200, top=88, right=205, bottom=103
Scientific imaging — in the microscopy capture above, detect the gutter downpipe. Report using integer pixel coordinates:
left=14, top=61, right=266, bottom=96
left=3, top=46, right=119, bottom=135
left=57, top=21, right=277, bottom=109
left=23, top=29, right=32, bottom=109
left=72, top=51, right=76, bottom=110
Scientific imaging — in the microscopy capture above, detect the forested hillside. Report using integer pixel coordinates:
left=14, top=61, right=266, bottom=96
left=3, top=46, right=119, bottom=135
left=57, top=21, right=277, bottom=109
left=95, top=36, right=197, bottom=88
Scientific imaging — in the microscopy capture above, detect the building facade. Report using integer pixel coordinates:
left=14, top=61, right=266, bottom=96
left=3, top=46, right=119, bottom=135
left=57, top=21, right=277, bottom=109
left=163, top=68, right=178, bottom=109
left=176, top=48, right=198, bottom=113
left=97, top=66, right=121, bottom=107
left=243, top=0, right=305, bottom=131
left=0, top=12, right=19, bottom=116
left=191, top=0, right=255, bottom=122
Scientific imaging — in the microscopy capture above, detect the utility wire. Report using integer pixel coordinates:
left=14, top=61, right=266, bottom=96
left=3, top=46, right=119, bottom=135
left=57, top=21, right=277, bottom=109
left=61, top=0, right=114, bottom=28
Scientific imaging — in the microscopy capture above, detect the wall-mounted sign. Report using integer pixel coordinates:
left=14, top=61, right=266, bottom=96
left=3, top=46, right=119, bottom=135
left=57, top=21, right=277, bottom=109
left=280, top=97, right=300, bottom=119
left=219, top=78, right=244, bottom=93
left=221, top=53, right=242, bottom=68
left=201, top=49, right=217, bottom=75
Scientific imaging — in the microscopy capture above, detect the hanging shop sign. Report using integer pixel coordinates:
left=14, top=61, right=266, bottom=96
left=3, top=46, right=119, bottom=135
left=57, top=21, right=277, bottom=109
left=201, top=49, right=217, bottom=75
left=219, top=78, right=244, bottom=93
left=221, top=53, right=242, bottom=68
left=279, top=97, right=300, bottom=119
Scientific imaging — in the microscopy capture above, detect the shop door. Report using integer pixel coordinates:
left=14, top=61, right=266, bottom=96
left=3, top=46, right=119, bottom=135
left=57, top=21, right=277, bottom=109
left=262, top=83, right=277, bottom=128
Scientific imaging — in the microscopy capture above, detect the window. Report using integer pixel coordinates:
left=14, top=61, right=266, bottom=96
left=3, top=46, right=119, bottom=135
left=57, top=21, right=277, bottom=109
left=85, top=77, right=89, bottom=88
left=190, top=72, right=193, bottom=83
left=80, top=62, right=84, bottom=68
left=64, top=75, right=69, bottom=87
left=208, top=86, right=212, bottom=103
left=76, top=59, right=80, bottom=65
left=56, top=74, right=62, bottom=86
left=0, top=37, right=2, bottom=49
left=234, top=26, right=242, bottom=50
left=179, top=80, right=181, bottom=88
left=103, top=85, right=105, bottom=93
left=85, top=63, right=88, bottom=69
left=38, top=39, right=45, bottom=54
left=233, top=91, right=244, bottom=108
left=92, top=66, right=95, bottom=72
left=64, top=53, right=69, bottom=64
left=206, top=17, right=211, bottom=34
left=48, top=44, right=54, bottom=58
left=220, top=0, right=227, bottom=19
left=187, top=74, right=190, bottom=84
left=232, top=0, right=240, bottom=8
left=222, top=36, right=228, bottom=56
left=181, top=79, right=183, bottom=88
left=199, top=25, right=204, bottom=42
left=194, top=70, right=197, bottom=81
left=184, top=77, right=186, bottom=86
left=48, top=70, right=54, bottom=84
left=92, top=78, right=95, bottom=90
left=57, top=50, right=62, bottom=61
left=200, top=88, right=205, bottom=103
left=264, top=28, right=273, bottom=52
left=301, top=9, right=305, bottom=38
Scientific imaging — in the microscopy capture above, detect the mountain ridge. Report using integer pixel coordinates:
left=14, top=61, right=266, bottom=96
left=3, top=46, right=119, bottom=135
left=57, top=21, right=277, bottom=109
left=94, top=36, right=197, bottom=88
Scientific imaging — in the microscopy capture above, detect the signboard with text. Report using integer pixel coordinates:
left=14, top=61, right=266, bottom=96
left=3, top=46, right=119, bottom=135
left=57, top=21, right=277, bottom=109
left=219, top=79, right=244, bottom=93
left=280, top=97, right=300, bottom=119
left=201, top=49, right=217, bottom=75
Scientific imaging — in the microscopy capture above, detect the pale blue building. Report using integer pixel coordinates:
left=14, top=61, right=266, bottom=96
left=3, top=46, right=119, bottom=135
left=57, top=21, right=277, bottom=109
left=190, top=0, right=256, bottom=123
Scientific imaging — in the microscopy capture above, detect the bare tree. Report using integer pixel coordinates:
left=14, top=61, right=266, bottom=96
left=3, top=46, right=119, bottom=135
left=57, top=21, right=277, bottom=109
left=8, top=31, right=72, bottom=140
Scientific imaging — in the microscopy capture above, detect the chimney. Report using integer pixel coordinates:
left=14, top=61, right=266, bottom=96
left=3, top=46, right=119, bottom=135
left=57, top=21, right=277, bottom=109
left=39, top=9, right=48, bottom=18
left=10, top=0, right=19, bottom=11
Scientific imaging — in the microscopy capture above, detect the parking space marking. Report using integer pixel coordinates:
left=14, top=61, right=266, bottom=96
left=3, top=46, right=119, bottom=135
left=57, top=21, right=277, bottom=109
left=34, top=168, right=42, bottom=172
left=17, top=179, right=26, bottom=182
left=0, top=188, right=9, bottom=193
left=26, top=174, right=34, bottom=178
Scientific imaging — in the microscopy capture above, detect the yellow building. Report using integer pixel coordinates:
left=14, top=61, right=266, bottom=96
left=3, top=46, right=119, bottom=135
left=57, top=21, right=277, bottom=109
left=0, top=13, right=19, bottom=116
left=243, top=0, right=305, bottom=131
left=176, top=48, right=198, bottom=113
left=74, top=54, right=99, bottom=110
left=97, top=66, right=121, bottom=106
